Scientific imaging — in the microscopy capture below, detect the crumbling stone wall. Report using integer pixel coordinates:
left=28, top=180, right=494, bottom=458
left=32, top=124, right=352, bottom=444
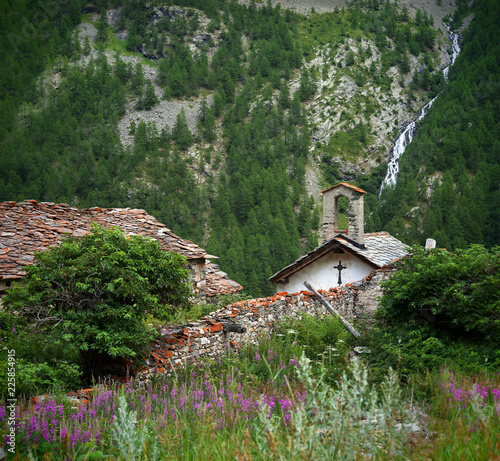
left=350, top=265, right=396, bottom=321
left=137, top=287, right=356, bottom=381
left=136, top=267, right=395, bottom=381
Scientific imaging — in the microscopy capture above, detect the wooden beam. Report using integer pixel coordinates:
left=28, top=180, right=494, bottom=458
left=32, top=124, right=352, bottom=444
left=303, top=281, right=360, bottom=339
left=223, top=323, right=247, bottom=333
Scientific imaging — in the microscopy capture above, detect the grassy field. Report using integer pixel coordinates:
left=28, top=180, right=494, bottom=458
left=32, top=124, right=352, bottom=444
left=2, top=317, right=499, bottom=460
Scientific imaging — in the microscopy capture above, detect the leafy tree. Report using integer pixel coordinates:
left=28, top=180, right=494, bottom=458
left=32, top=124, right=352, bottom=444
left=3, top=225, right=192, bottom=376
left=378, top=245, right=500, bottom=340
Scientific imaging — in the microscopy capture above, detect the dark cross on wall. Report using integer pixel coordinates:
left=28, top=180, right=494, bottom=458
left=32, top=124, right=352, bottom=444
left=333, top=260, right=347, bottom=286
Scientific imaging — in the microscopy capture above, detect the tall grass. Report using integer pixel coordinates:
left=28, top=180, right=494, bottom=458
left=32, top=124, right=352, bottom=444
left=1, top=334, right=305, bottom=459
left=417, top=369, right=500, bottom=460
left=1, top=334, right=499, bottom=460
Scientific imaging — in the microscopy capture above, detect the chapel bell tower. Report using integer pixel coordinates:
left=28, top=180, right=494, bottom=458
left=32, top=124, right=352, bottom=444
left=321, top=183, right=366, bottom=244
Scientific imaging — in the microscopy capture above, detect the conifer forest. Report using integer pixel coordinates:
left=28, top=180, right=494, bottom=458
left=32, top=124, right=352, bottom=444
left=1, top=0, right=499, bottom=298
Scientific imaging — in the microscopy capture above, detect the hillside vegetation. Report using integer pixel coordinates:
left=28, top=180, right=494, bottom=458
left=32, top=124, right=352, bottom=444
left=0, top=0, right=498, bottom=297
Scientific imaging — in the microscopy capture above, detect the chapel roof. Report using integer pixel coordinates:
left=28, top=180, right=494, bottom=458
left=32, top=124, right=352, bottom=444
left=269, top=231, right=408, bottom=283
left=0, top=200, right=211, bottom=280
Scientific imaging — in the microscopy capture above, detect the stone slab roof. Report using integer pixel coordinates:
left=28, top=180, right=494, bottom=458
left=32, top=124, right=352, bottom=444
left=339, top=232, right=409, bottom=267
left=0, top=200, right=212, bottom=280
left=270, top=231, right=408, bottom=282
left=205, top=262, right=243, bottom=298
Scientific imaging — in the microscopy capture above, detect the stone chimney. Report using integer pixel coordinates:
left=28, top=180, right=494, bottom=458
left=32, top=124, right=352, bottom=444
left=321, top=183, right=366, bottom=244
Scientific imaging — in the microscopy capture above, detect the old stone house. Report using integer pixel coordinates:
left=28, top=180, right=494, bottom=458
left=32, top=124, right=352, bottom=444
left=270, top=183, right=408, bottom=295
left=0, top=200, right=241, bottom=300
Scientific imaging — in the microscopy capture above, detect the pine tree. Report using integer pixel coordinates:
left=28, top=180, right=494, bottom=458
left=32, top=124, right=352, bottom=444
left=96, top=12, right=108, bottom=44
left=172, top=109, right=193, bottom=151
left=130, top=63, right=144, bottom=96
left=141, top=80, right=158, bottom=110
left=114, top=55, right=130, bottom=84
left=168, top=63, right=185, bottom=98
left=279, top=82, right=291, bottom=109
left=220, top=70, right=235, bottom=104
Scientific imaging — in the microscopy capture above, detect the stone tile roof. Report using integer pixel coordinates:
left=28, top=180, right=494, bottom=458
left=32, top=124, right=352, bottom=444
left=0, top=200, right=211, bottom=280
left=205, top=262, right=243, bottom=298
left=270, top=231, right=408, bottom=282
left=340, top=232, right=409, bottom=267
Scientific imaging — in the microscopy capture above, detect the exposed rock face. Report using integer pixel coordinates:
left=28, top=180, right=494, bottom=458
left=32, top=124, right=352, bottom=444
left=73, top=1, right=458, bottom=190
left=106, top=6, right=122, bottom=26
left=76, top=7, right=220, bottom=151
left=239, top=0, right=457, bottom=188
left=303, top=31, right=453, bottom=182
left=117, top=97, right=208, bottom=149
left=239, top=0, right=456, bottom=33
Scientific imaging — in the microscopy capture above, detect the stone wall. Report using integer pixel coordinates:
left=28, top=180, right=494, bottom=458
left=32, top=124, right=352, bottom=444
left=134, top=265, right=396, bottom=381
left=351, top=265, right=396, bottom=321
left=136, top=286, right=357, bottom=381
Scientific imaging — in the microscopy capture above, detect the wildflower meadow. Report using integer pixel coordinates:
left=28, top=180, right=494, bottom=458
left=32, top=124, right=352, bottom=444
left=1, top=325, right=500, bottom=460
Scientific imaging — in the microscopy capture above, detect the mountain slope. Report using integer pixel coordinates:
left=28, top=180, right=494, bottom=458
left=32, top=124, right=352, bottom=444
left=370, top=0, right=500, bottom=250
left=1, top=0, right=496, bottom=297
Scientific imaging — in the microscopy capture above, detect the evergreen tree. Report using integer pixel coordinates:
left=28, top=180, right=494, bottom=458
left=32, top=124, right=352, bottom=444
left=139, top=79, right=158, bottom=110
left=169, top=63, right=185, bottom=98
left=172, top=109, right=193, bottom=151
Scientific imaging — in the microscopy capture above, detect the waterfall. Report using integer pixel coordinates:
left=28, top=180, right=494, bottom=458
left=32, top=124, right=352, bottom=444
left=379, top=26, right=461, bottom=195
left=444, top=25, right=461, bottom=81
left=379, top=96, right=437, bottom=191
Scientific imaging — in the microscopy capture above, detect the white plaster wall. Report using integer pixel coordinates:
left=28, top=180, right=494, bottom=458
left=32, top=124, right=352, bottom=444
left=276, top=252, right=374, bottom=294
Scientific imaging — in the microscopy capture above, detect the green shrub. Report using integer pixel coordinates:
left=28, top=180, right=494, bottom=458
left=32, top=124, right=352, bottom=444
left=277, top=313, right=351, bottom=360
left=3, top=225, right=192, bottom=378
left=363, top=326, right=448, bottom=382
left=363, top=323, right=500, bottom=384
left=0, top=353, right=82, bottom=398
left=379, top=245, right=500, bottom=340
left=0, top=310, right=83, bottom=397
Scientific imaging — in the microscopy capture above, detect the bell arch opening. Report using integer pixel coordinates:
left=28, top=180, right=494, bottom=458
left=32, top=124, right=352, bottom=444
left=336, top=195, right=349, bottom=233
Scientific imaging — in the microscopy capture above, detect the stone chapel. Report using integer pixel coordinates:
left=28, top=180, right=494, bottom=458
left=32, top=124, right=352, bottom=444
left=269, top=183, right=408, bottom=293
